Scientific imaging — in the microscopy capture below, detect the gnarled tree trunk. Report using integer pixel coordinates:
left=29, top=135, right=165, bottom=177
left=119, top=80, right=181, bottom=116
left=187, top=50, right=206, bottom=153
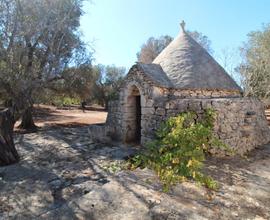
left=0, top=109, right=19, bottom=166
left=18, top=107, right=37, bottom=131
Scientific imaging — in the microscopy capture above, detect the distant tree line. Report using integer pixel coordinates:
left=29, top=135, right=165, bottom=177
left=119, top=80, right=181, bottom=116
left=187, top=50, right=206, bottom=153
left=42, top=64, right=125, bottom=109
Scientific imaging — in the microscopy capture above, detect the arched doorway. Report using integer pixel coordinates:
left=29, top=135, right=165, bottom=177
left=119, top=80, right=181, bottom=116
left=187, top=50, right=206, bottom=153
left=124, top=85, right=141, bottom=144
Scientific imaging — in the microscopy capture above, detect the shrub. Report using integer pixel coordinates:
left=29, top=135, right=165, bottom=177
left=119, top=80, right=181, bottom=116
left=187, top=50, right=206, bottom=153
left=50, top=96, right=81, bottom=107
left=129, top=109, right=228, bottom=191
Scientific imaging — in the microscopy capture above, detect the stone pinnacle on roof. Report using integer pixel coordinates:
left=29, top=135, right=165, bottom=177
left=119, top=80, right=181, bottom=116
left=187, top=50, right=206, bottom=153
left=180, top=20, right=186, bottom=32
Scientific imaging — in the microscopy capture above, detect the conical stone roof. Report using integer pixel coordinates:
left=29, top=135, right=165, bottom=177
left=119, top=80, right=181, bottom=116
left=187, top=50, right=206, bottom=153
left=152, top=28, right=242, bottom=91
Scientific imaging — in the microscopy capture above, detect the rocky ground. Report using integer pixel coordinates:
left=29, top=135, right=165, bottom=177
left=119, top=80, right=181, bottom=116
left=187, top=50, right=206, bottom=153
left=0, top=125, right=269, bottom=220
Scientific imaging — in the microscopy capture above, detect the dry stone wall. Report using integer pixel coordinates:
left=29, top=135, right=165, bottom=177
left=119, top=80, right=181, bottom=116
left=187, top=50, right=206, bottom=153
left=171, top=89, right=241, bottom=98
left=91, top=65, right=269, bottom=156
left=140, top=97, right=270, bottom=156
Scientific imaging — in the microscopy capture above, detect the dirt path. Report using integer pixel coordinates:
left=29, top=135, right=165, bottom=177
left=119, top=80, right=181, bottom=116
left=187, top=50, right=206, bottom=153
left=0, top=126, right=269, bottom=219
left=15, top=105, right=107, bottom=128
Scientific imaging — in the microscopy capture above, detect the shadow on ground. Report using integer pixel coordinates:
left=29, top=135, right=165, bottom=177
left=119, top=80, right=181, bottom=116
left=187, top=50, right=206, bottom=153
left=0, top=125, right=270, bottom=219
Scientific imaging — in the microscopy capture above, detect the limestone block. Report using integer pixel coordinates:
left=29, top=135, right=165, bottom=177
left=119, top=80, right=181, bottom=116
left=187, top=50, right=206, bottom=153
left=155, top=108, right=166, bottom=116
left=166, top=109, right=179, bottom=116
left=244, top=117, right=253, bottom=124
left=188, top=100, right=202, bottom=111
left=141, top=107, right=155, bottom=115
left=145, top=99, right=154, bottom=108
left=165, top=101, right=177, bottom=109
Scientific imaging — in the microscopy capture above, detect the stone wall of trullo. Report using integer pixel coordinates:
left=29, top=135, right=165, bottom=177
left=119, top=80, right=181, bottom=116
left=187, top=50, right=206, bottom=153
left=106, top=67, right=162, bottom=142
left=106, top=95, right=269, bottom=155
left=139, top=97, right=270, bottom=156
left=91, top=66, right=269, bottom=156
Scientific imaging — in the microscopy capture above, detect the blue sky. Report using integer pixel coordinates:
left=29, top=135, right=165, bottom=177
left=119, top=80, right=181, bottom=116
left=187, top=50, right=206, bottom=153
left=80, top=0, right=270, bottom=70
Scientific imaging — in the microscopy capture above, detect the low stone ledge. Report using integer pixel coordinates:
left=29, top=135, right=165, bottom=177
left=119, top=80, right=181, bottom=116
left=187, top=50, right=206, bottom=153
left=88, top=124, right=118, bottom=143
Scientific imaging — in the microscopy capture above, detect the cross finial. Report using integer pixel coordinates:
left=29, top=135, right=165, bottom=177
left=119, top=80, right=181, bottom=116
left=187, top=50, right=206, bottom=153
left=180, top=20, right=186, bottom=32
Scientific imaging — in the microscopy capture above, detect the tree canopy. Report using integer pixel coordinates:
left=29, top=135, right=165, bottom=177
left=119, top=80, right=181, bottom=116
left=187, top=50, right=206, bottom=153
left=137, top=35, right=173, bottom=64
left=239, top=23, right=270, bottom=99
left=0, top=0, right=89, bottom=105
left=93, top=64, right=125, bottom=109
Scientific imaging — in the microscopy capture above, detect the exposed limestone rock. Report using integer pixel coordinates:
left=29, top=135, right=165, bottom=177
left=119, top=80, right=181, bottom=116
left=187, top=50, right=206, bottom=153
left=1, top=127, right=270, bottom=219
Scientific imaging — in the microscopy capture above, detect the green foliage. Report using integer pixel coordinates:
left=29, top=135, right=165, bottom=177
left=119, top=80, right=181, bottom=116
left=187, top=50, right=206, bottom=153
left=93, top=64, right=125, bottom=108
left=59, top=65, right=99, bottom=101
left=39, top=94, right=81, bottom=107
left=36, top=64, right=125, bottom=107
left=55, top=97, right=81, bottom=107
left=0, top=0, right=89, bottom=110
left=102, top=161, right=128, bottom=174
left=129, top=109, right=227, bottom=192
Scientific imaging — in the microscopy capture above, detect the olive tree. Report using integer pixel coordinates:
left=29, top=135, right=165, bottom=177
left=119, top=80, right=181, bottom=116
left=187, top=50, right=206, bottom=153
left=137, top=35, right=173, bottom=64
left=48, top=64, right=98, bottom=103
left=239, top=24, right=270, bottom=99
left=93, top=65, right=125, bottom=109
left=215, top=47, right=243, bottom=87
left=0, top=0, right=89, bottom=165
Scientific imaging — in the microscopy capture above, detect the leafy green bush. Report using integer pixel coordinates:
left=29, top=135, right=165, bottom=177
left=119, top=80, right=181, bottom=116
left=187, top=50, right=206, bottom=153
left=129, top=109, right=228, bottom=191
left=62, top=97, right=81, bottom=106
left=50, top=96, right=81, bottom=107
